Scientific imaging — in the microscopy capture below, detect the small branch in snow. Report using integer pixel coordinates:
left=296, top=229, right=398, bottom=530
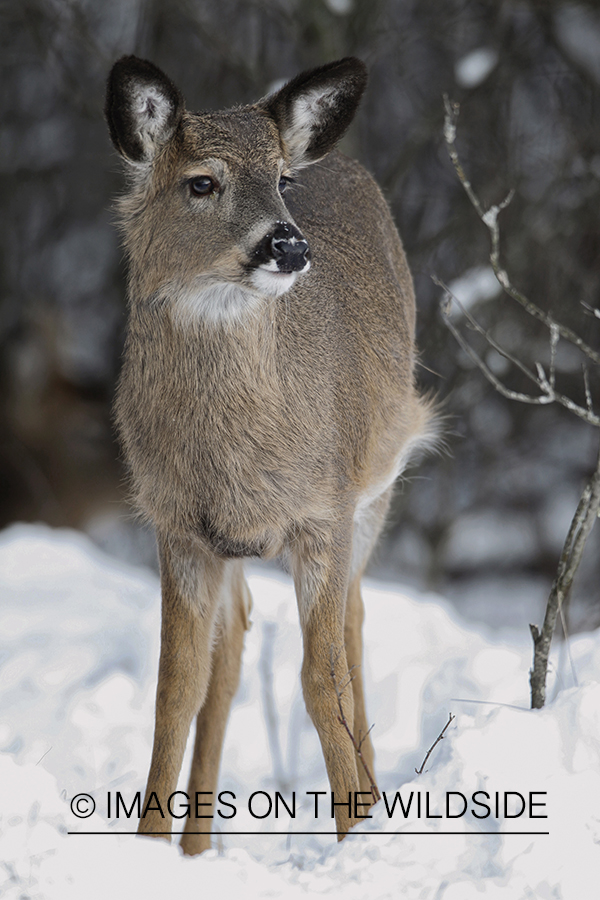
left=450, top=698, right=528, bottom=711
left=330, top=649, right=381, bottom=804
left=36, top=747, right=52, bottom=766
left=530, top=446, right=600, bottom=708
left=415, top=713, right=455, bottom=775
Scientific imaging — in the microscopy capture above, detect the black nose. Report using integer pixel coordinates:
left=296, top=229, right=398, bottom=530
left=270, top=222, right=310, bottom=272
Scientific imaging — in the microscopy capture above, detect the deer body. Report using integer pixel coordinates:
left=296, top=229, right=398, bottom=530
left=106, top=56, right=434, bottom=855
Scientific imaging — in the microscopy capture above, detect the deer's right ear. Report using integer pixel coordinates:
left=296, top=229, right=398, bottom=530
left=105, top=56, right=184, bottom=163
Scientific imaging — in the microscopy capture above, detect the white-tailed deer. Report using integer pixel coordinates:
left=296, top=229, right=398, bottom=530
left=105, top=55, right=435, bottom=855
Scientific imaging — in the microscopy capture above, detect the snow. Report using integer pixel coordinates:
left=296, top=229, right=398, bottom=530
left=444, top=509, right=538, bottom=569
left=455, top=49, right=499, bottom=89
left=1, top=523, right=599, bottom=898
left=446, top=265, right=501, bottom=319
left=323, top=0, right=354, bottom=15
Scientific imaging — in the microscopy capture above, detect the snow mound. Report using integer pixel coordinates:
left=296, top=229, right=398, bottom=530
left=1, top=524, right=599, bottom=899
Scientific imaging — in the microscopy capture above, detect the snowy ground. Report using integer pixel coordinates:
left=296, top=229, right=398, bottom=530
left=1, top=523, right=599, bottom=898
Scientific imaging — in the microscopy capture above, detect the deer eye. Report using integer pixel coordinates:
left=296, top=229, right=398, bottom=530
left=190, top=176, right=217, bottom=196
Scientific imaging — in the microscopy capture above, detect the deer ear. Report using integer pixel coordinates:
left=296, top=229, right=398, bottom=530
left=105, top=56, right=184, bottom=163
left=260, top=57, right=367, bottom=168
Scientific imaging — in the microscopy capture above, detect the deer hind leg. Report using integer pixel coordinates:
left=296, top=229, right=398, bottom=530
left=180, top=562, right=252, bottom=856
left=138, top=535, right=226, bottom=841
left=291, top=517, right=361, bottom=840
left=345, top=487, right=393, bottom=799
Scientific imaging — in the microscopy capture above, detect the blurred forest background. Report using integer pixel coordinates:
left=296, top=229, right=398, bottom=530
left=1, top=0, right=599, bottom=631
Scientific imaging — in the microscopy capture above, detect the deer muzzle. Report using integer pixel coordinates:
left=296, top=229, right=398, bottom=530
left=252, top=221, right=311, bottom=274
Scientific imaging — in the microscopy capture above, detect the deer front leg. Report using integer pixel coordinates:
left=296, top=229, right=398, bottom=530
left=180, top=563, right=251, bottom=856
left=291, top=522, right=361, bottom=839
left=138, top=535, right=225, bottom=840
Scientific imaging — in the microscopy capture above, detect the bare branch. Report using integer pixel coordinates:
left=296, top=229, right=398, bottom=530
left=357, top=723, right=376, bottom=754
left=442, top=95, right=485, bottom=218
left=440, top=101, right=600, bottom=711
left=583, top=364, right=593, bottom=415
left=581, top=301, right=600, bottom=320
left=530, top=446, right=600, bottom=708
left=415, top=713, right=455, bottom=775
left=436, top=277, right=600, bottom=426
left=443, top=96, right=600, bottom=367
left=330, top=652, right=381, bottom=804
left=436, top=276, right=552, bottom=390
left=549, top=324, right=559, bottom=391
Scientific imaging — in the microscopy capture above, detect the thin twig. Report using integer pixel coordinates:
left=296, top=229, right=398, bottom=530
left=583, top=364, right=593, bottom=415
left=436, top=276, right=553, bottom=389
left=357, top=723, right=375, bottom=753
left=415, top=713, right=455, bottom=775
left=581, top=301, right=600, bottom=320
left=330, top=651, right=381, bottom=804
left=530, top=445, right=600, bottom=707
left=450, top=698, right=528, bottom=711
left=36, top=747, right=52, bottom=766
left=436, top=277, right=600, bottom=426
left=443, top=95, right=600, bottom=367
left=549, top=325, right=559, bottom=391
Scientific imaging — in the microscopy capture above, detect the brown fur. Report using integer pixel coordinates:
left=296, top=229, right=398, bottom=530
left=106, top=55, right=435, bottom=853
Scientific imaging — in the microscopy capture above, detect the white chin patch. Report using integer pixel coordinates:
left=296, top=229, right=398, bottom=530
left=250, top=267, right=301, bottom=298
left=168, top=265, right=307, bottom=327
left=170, top=281, right=262, bottom=327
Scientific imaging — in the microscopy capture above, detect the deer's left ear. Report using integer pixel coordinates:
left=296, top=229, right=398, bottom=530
left=260, top=57, right=367, bottom=168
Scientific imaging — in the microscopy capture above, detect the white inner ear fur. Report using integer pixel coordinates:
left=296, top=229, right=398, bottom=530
left=132, top=82, right=174, bottom=153
left=283, top=85, right=339, bottom=163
